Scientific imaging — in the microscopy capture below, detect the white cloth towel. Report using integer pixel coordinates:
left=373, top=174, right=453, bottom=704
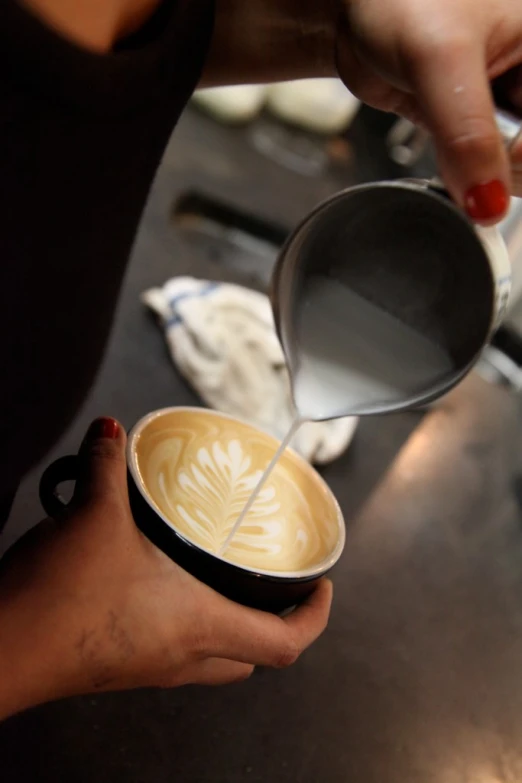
left=142, top=277, right=358, bottom=465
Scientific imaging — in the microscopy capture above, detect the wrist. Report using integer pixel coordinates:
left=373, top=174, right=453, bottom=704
left=0, top=591, right=78, bottom=720
left=205, top=0, right=341, bottom=86
left=304, top=0, right=341, bottom=77
left=279, top=0, right=340, bottom=77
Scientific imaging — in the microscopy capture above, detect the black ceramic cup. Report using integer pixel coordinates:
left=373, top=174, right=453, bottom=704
left=39, top=407, right=345, bottom=613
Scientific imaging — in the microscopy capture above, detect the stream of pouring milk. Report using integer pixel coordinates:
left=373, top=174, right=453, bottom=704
left=220, top=276, right=454, bottom=556
left=218, top=416, right=303, bottom=556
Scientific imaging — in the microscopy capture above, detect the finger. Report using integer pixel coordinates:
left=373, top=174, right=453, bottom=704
left=75, top=417, right=128, bottom=508
left=178, top=659, right=254, bottom=687
left=407, top=35, right=510, bottom=223
left=203, top=579, right=333, bottom=668
left=280, top=579, right=333, bottom=653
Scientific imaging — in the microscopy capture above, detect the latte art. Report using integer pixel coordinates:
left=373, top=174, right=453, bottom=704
left=133, top=410, right=340, bottom=572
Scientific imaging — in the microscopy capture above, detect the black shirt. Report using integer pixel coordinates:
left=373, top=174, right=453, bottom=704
left=0, top=0, right=214, bottom=494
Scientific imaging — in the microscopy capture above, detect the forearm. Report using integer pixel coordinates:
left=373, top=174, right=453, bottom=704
left=0, top=564, right=85, bottom=722
left=0, top=599, right=49, bottom=720
left=201, top=0, right=340, bottom=86
left=0, top=584, right=72, bottom=720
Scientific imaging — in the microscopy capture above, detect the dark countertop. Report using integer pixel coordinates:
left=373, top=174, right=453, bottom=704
left=2, top=106, right=522, bottom=782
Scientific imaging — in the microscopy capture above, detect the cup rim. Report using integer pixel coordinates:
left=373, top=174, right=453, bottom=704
left=127, top=406, right=346, bottom=580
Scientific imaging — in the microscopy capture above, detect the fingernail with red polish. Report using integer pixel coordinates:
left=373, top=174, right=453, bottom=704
left=464, top=180, right=509, bottom=221
left=88, top=417, right=119, bottom=440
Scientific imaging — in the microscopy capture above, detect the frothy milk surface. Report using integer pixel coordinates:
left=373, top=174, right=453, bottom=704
left=292, top=276, right=454, bottom=420
left=134, top=410, right=339, bottom=573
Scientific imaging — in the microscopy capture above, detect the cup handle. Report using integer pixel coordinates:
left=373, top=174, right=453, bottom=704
left=39, top=455, right=79, bottom=518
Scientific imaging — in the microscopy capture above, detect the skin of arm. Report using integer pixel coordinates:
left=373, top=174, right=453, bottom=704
left=0, top=587, right=59, bottom=720
left=201, top=0, right=339, bottom=85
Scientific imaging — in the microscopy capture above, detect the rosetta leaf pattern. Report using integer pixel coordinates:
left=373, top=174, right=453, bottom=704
left=173, top=439, right=282, bottom=552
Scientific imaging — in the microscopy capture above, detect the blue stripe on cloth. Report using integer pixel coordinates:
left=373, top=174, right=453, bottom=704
left=166, top=282, right=219, bottom=330
left=166, top=314, right=182, bottom=329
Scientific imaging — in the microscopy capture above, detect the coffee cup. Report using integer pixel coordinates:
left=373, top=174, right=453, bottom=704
left=39, top=407, right=345, bottom=612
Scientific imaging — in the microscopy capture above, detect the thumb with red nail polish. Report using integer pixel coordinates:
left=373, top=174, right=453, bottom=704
left=75, top=417, right=128, bottom=510
left=87, top=417, right=120, bottom=441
